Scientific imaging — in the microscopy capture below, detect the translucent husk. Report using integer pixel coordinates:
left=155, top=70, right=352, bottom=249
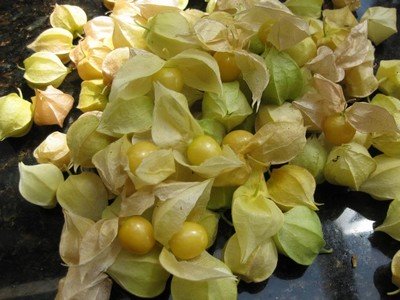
left=198, top=119, right=226, bottom=144
left=376, top=60, right=400, bottom=99
left=27, top=28, right=74, bottom=63
left=202, top=81, right=253, bottom=131
left=375, top=199, right=400, bottom=241
left=255, top=102, right=303, bottom=131
left=232, top=171, right=284, bottom=262
left=290, top=136, right=328, bottom=183
left=112, top=15, right=147, bottom=49
left=78, top=80, right=109, bottom=113
left=266, top=164, right=318, bottom=211
left=273, top=206, right=326, bottom=265
left=359, top=154, right=400, bottom=200
left=223, top=233, right=278, bottom=283
left=107, top=247, right=170, bottom=298
left=324, top=143, right=377, bottom=191
left=18, top=162, right=64, bottom=208
left=102, top=47, right=130, bottom=86
left=284, top=37, right=317, bottom=67
left=56, top=172, right=109, bottom=221
left=34, top=131, right=71, bottom=170
left=360, top=7, right=397, bottom=45
left=84, top=16, right=115, bottom=42
left=0, top=92, right=33, bottom=141
left=32, top=86, right=74, bottom=127
left=66, top=114, right=115, bottom=168
left=285, top=0, right=323, bottom=18
left=171, top=275, right=237, bottom=300
left=50, top=4, right=87, bottom=38
left=23, top=52, right=70, bottom=89
left=144, top=12, right=201, bottom=60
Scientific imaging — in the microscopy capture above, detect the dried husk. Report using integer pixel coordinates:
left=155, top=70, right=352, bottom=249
left=34, top=131, right=71, bottom=170
left=50, top=4, right=88, bottom=37
left=78, top=80, right=109, bottom=113
left=32, top=86, right=74, bottom=127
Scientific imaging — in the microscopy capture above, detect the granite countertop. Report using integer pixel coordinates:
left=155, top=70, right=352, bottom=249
left=1, top=0, right=400, bottom=299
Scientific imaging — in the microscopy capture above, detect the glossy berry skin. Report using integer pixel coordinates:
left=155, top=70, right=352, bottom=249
left=213, top=52, right=241, bottom=82
left=153, top=67, right=184, bottom=92
left=323, top=113, right=356, bottom=146
left=118, top=216, right=156, bottom=255
left=222, top=130, right=254, bottom=153
left=169, top=222, right=208, bottom=260
left=127, top=141, right=158, bottom=173
left=187, top=135, right=222, bottom=165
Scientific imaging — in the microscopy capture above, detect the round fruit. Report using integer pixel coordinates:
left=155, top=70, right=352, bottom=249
left=322, top=113, right=356, bottom=146
left=118, top=215, right=156, bottom=255
left=169, top=222, right=208, bottom=260
left=127, top=141, right=158, bottom=173
left=187, top=135, right=222, bottom=165
left=222, top=130, right=254, bottom=153
left=213, top=52, right=241, bottom=82
left=153, top=67, right=184, bottom=92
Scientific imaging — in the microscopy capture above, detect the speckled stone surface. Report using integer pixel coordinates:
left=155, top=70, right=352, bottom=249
left=1, top=0, right=400, bottom=299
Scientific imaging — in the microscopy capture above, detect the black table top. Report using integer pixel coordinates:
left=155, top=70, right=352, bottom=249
left=1, top=0, right=400, bottom=299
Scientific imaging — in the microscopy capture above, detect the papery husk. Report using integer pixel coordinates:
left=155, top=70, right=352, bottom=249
left=102, top=47, right=130, bottom=86
left=109, top=50, right=165, bottom=101
left=332, top=0, right=361, bottom=12
left=242, top=121, right=307, bottom=166
left=0, top=92, right=33, bottom=141
left=144, top=12, right=201, bottom=60
left=60, top=210, right=95, bottom=265
left=290, top=136, right=328, bottom=184
left=376, top=60, right=400, bottom=99
left=361, top=7, right=397, bottom=46
left=78, top=80, right=109, bottom=113
left=50, top=4, right=87, bottom=38
left=112, top=15, right=147, bottom=49
left=375, top=199, right=400, bottom=241
left=159, top=248, right=235, bottom=281
left=174, top=146, right=245, bottom=179
left=255, top=102, right=303, bottom=131
left=284, top=37, right=317, bottom=68
left=359, top=154, right=400, bottom=200
left=343, top=62, right=378, bottom=98
left=306, top=46, right=345, bottom=83
left=261, top=46, right=304, bottom=105
left=223, top=233, right=277, bottom=283
left=285, top=0, right=323, bottom=18
left=293, top=74, right=347, bottom=130
left=127, top=149, right=176, bottom=189
left=166, top=49, right=223, bottom=95
left=345, top=102, right=398, bottom=134
left=56, top=218, right=120, bottom=300
left=66, top=114, right=114, bottom=168
left=18, top=162, right=64, bottom=208
left=34, top=131, right=71, bottom=170
left=92, top=136, right=131, bottom=195
left=324, top=142, right=376, bottom=190
left=266, top=164, right=318, bottom=211
left=119, top=187, right=155, bottom=218
left=152, top=179, right=213, bottom=246
left=198, top=119, right=226, bottom=144
left=56, top=172, right=109, bottom=221
left=32, top=86, right=74, bottom=127
left=27, top=28, right=73, bottom=63
left=23, top=52, right=70, bottom=89
left=151, top=83, right=203, bottom=151
left=202, top=81, right=252, bottom=131
left=234, top=49, right=269, bottom=109
left=84, top=16, right=115, bottom=42
left=107, top=247, right=170, bottom=298
left=273, top=206, right=326, bottom=265
left=97, top=95, right=153, bottom=137
left=232, top=171, right=284, bottom=262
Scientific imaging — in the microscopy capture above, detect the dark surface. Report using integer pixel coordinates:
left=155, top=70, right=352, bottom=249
left=1, top=0, right=400, bottom=299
